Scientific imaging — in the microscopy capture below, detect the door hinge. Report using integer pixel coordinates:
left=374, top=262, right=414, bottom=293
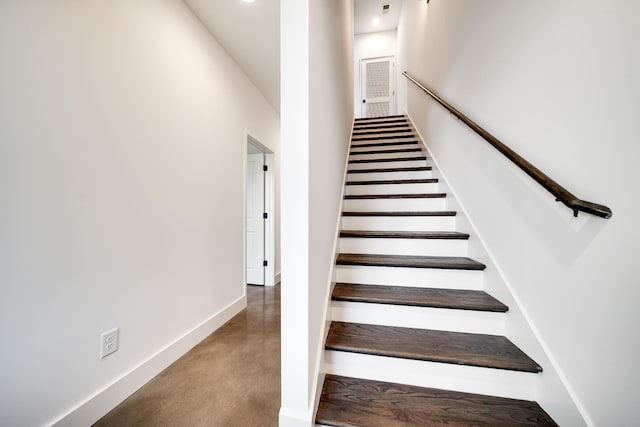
left=263, top=165, right=268, bottom=172
left=263, top=260, right=268, bottom=267
left=263, top=212, right=268, bottom=219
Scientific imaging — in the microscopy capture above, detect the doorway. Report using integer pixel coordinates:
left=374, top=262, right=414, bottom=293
left=245, top=135, right=275, bottom=286
left=360, top=56, right=396, bottom=118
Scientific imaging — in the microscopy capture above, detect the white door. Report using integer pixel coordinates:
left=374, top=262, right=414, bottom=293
left=361, top=56, right=396, bottom=118
left=246, top=152, right=265, bottom=285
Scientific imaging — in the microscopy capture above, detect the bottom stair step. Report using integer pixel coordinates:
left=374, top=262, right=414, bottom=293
left=316, top=375, right=558, bottom=426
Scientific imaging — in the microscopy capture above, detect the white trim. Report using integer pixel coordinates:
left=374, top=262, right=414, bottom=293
left=246, top=151, right=266, bottom=285
left=310, top=117, right=356, bottom=420
left=275, top=271, right=281, bottom=284
left=278, top=407, right=313, bottom=427
left=244, top=131, right=276, bottom=287
left=264, top=153, right=276, bottom=286
left=242, top=134, right=249, bottom=292
left=51, top=296, right=247, bottom=427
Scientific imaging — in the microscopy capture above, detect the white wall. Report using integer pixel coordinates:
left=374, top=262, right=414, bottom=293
left=280, top=0, right=311, bottom=423
left=0, top=1, right=280, bottom=426
left=309, top=0, right=354, bottom=414
left=353, top=30, right=398, bottom=117
left=280, top=0, right=353, bottom=425
left=398, top=1, right=640, bottom=426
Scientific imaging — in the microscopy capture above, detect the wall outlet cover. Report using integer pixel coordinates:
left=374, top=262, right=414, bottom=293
left=100, top=328, right=119, bottom=358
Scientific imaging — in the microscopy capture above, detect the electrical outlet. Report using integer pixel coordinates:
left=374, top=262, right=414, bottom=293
left=100, top=328, right=119, bottom=358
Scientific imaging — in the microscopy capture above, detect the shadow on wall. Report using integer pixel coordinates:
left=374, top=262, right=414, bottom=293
left=422, top=101, right=607, bottom=269
left=404, top=1, right=609, bottom=268
left=458, top=124, right=607, bottom=268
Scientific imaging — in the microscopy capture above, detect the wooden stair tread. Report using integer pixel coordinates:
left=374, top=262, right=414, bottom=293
left=340, top=230, right=467, bottom=239
left=336, top=253, right=485, bottom=270
left=347, top=166, right=431, bottom=174
left=352, top=132, right=412, bottom=137
left=349, top=156, right=426, bottom=164
left=325, top=322, right=541, bottom=372
left=332, top=283, right=508, bottom=312
left=316, top=375, right=557, bottom=426
left=346, top=178, right=437, bottom=185
left=355, top=114, right=405, bottom=121
left=353, top=126, right=408, bottom=132
left=353, top=125, right=408, bottom=131
left=345, top=193, right=446, bottom=200
left=353, top=123, right=411, bottom=130
left=351, top=140, right=419, bottom=148
left=353, top=128, right=412, bottom=135
left=342, top=210, right=456, bottom=217
left=349, top=147, right=422, bottom=155
left=352, top=134, right=415, bottom=141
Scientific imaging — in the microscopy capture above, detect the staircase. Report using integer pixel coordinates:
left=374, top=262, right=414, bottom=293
left=315, top=115, right=558, bottom=426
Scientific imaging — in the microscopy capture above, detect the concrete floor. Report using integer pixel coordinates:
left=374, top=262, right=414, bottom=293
left=94, top=284, right=280, bottom=427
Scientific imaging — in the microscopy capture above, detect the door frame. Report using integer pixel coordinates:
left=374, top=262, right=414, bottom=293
left=360, top=55, right=396, bottom=117
left=243, top=132, right=276, bottom=286
left=246, top=151, right=265, bottom=285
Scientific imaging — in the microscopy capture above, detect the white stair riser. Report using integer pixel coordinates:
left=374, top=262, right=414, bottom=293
left=345, top=183, right=439, bottom=195
left=341, top=216, right=456, bottom=232
left=325, top=351, right=537, bottom=401
left=347, top=170, right=433, bottom=181
left=351, top=137, right=416, bottom=146
left=343, top=197, right=446, bottom=212
left=331, top=301, right=505, bottom=335
left=352, top=130, right=411, bottom=136
left=335, top=265, right=483, bottom=290
left=353, top=124, right=409, bottom=130
left=349, top=151, right=422, bottom=161
left=352, top=133, right=414, bottom=140
left=356, top=116, right=405, bottom=121
left=348, top=159, right=427, bottom=170
left=354, top=119, right=407, bottom=126
left=350, top=143, right=418, bottom=153
left=339, top=237, right=468, bottom=257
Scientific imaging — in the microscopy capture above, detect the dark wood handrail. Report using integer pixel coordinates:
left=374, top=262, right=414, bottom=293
left=403, top=71, right=612, bottom=219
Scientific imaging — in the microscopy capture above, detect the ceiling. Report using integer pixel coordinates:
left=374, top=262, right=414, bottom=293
left=185, top=0, right=403, bottom=114
left=354, top=0, right=402, bottom=35
left=184, top=0, right=280, bottom=112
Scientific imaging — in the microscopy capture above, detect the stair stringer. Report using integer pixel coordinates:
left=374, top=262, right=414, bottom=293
left=309, top=119, right=357, bottom=426
left=406, top=113, right=588, bottom=427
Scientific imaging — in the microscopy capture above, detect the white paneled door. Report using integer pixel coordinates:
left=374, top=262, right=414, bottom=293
left=361, top=56, right=396, bottom=118
left=246, top=152, right=265, bottom=285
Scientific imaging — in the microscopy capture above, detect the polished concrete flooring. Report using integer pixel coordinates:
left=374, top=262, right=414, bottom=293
left=94, top=284, right=280, bottom=427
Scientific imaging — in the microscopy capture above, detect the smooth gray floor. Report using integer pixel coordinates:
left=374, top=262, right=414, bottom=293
left=93, top=284, right=280, bottom=427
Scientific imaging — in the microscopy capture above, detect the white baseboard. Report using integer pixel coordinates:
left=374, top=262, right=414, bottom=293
left=279, top=407, right=313, bottom=427
left=51, top=296, right=247, bottom=427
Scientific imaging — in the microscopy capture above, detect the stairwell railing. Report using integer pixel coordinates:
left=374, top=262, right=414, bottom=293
left=403, top=71, right=612, bottom=218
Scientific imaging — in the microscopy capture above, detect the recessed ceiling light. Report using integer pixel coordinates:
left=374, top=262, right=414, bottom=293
left=242, top=0, right=255, bottom=3
left=372, top=18, right=380, bottom=26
